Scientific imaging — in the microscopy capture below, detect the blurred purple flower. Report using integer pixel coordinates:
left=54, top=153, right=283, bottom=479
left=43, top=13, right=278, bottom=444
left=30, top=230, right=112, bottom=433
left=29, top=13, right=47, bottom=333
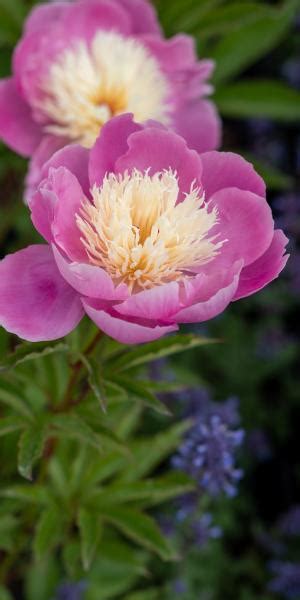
left=256, top=325, right=294, bottom=360
left=281, top=59, right=300, bottom=89
left=172, top=396, right=244, bottom=498
left=53, top=581, right=87, bottom=600
left=268, top=561, right=300, bottom=599
left=193, top=512, right=222, bottom=546
left=173, top=579, right=188, bottom=595
left=247, top=429, right=272, bottom=462
left=278, top=506, right=300, bottom=537
left=273, top=194, right=300, bottom=238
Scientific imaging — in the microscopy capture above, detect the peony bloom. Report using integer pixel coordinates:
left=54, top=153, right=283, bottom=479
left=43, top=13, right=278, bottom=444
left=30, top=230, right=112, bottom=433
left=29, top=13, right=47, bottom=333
left=0, top=0, right=220, bottom=196
left=0, top=115, right=289, bottom=344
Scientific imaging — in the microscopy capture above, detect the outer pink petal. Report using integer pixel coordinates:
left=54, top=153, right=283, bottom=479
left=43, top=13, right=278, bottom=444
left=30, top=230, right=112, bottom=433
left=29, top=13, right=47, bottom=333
left=173, top=99, right=221, bottom=153
left=61, top=0, right=131, bottom=41
left=115, top=127, right=203, bottom=197
left=25, top=135, right=66, bottom=202
left=0, top=78, right=42, bottom=156
left=173, top=269, right=240, bottom=324
left=41, top=144, right=90, bottom=196
left=82, top=300, right=178, bottom=344
left=234, top=230, right=289, bottom=300
left=116, top=0, right=161, bottom=34
left=25, top=2, right=70, bottom=33
left=208, top=187, right=274, bottom=267
left=0, top=245, right=83, bottom=342
left=115, top=282, right=181, bottom=321
left=201, top=151, right=266, bottom=200
left=49, top=168, right=87, bottom=262
left=89, top=113, right=142, bottom=187
left=141, top=34, right=197, bottom=72
left=53, top=246, right=128, bottom=302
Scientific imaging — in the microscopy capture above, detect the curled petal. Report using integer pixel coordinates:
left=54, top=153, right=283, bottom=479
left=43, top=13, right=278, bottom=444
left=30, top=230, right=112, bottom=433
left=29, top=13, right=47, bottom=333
left=53, top=245, right=128, bottom=302
left=115, top=126, right=203, bottom=197
left=62, top=0, right=131, bottom=41
left=117, top=0, right=161, bottom=34
left=201, top=151, right=266, bottom=200
left=234, top=230, right=289, bottom=300
left=115, top=282, right=181, bottom=321
left=82, top=300, right=178, bottom=344
left=208, top=187, right=274, bottom=267
left=89, top=113, right=142, bottom=188
left=0, top=245, right=83, bottom=341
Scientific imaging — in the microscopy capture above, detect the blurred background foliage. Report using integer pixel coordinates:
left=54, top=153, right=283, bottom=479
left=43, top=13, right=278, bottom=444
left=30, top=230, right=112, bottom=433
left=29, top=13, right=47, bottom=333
left=0, top=0, right=300, bottom=599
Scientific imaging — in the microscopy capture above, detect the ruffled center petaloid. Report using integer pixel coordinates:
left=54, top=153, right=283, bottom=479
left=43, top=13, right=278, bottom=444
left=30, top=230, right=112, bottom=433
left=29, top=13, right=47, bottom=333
left=77, top=169, right=223, bottom=292
left=38, top=31, right=170, bottom=147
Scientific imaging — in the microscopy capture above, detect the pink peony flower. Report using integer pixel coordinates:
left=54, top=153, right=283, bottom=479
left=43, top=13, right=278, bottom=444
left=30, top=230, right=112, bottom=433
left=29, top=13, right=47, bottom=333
left=0, top=115, right=289, bottom=344
left=0, top=0, right=221, bottom=196
left=0, top=115, right=287, bottom=344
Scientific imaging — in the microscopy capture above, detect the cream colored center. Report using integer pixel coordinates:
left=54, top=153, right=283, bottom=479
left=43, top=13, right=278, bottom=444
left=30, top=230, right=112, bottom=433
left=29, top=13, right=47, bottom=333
left=77, top=170, right=222, bottom=292
left=39, top=31, right=170, bottom=147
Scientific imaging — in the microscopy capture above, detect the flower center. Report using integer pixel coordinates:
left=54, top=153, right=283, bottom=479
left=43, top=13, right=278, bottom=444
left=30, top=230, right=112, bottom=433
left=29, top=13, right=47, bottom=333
left=76, top=170, right=222, bottom=292
left=39, top=31, right=170, bottom=147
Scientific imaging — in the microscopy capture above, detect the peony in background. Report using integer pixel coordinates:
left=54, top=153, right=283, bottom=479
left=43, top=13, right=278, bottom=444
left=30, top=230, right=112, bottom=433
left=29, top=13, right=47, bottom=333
left=0, top=0, right=299, bottom=599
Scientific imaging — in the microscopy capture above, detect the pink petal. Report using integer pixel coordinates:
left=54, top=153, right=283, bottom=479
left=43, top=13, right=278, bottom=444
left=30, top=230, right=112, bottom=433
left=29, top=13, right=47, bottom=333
left=89, top=113, right=142, bottom=187
left=0, top=245, right=83, bottom=342
left=25, top=2, right=70, bottom=33
left=173, top=99, right=221, bottom=153
left=25, top=135, right=66, bottom=202
left=115, top=127, right=203, bottom=198
left=117, top=0, right=161, bottom=34
left=41, top=143, right=90, bottom=196
left=115, top=282, right=181, bottom=321
left=201, top=151, right=266, bottom=200
left=0, top=78, right=41, bottom=156
left=62, top=0, right=131, bottom=42
left=53, top=246, right=128, bottom=302
left=173, top=268, right=241, bottom=324
left=234, top=230, right=289, bottom=300
left=82, top=299, right=178, bottom=344
left=141, top=34, right=197, bottom=72
left=208, top=187, right=274, bottom=267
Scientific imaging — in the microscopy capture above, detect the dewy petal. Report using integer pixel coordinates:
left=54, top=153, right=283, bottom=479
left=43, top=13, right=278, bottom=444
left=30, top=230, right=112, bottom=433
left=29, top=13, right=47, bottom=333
left=53, top=245, right=128, bottom=302
left=0, top=245, right=83, bottom=342
left=234, top=230, right=289, bottom=300
left=82, top=299, right=178, bottom=344
left=116, top=0, right=162, bottom=35
left=115, top=281, right=181, bottom=321
left=0, top=78, right=42, bottom=156
left=115, top=127, right=203, bottom=198
left=173, top=99, right=221, bottom=153
left=61, top=0, right=131, bottom=42
left=89, top=113, right=143, bottom=188
left=208, top=187, right=274, bottom=267
left=173, top=266, right=241, bottom=324
left=201, top=151, right=266, bottom=200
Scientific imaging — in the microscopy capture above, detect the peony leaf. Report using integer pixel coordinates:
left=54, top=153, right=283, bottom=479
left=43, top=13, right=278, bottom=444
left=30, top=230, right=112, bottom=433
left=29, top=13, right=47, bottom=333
left=110, top=376, right=171, bottom=416
left=17, top=423, right=48, bottom=480
left=77, top=507, right=102, bottom=571
left=34, top=504, right=64, bottom=560
left=0, top=341, right=68, bottom=372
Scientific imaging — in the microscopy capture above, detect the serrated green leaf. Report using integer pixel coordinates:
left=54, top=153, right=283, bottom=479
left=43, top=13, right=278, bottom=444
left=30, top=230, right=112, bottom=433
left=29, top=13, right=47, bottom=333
left=106, top=334, right=216, bottom=373
left=0, top=379, right=33, bottom=419
left=0, top=341, right=68, bottom=372
left=0, top=415, right=25, bottom=437
left=18, top=423, right=48, bottom=480
left=78, top=354, right=107, bottom=412
left=102, top=507, right=176, bottom=560
left=77, top=507, right=102, bottom=571
left=120, top=421, right=191, bottom=483
left=0, top=484, right=49, bottom=505
left=34, top=504, right=64, bottom=559
left=88, top=473, right=193, bottom=509
left=211, top=6, right=296, bottom=85
left=51, top=414, right=103, bottom=452
left=111, top=376, right=171, bottom=416
left=215, top=80, right=300, bottom=121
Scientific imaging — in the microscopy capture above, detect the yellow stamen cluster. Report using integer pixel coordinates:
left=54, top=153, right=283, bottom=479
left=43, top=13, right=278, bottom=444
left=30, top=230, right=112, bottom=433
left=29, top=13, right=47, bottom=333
left=38, top=31, right=170, bottom=147
left=77, top=169, right=222, bottom=292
